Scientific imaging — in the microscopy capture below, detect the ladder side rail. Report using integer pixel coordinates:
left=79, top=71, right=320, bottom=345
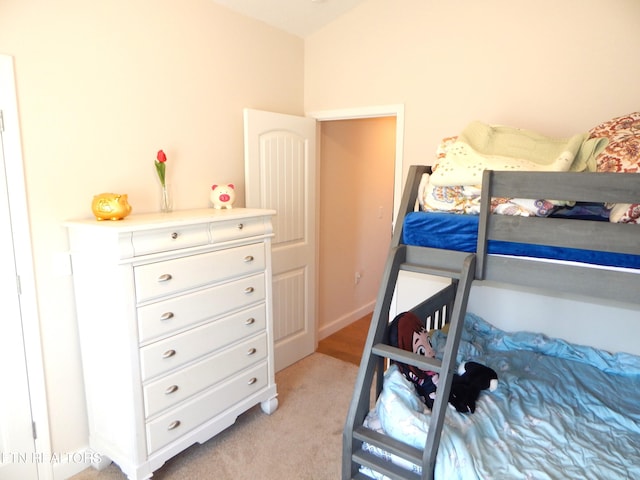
left=443, top=288, right=455, bottom=330
left=476, top=170, right=492, bottom=279
left=421, top=254, right=477, bottom=480
left=374, top=355, right=386, bottom=404
left=343, top=245, right=408, bottom=479
left=391, top=165, right=431, bottom=248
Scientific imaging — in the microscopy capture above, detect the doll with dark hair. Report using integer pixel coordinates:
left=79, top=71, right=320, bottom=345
left=389, top=311, right=498, bottom=413
left=388, top=311, right=439, bottom=408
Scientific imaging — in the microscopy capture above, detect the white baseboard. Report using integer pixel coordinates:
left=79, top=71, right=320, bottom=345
left=318, top=300, right=375, bottom=340
left=52, top=447, right=109, bottom=480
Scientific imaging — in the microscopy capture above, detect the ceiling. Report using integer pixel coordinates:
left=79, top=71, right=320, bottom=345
left=210, top=0, right=367, bottom=38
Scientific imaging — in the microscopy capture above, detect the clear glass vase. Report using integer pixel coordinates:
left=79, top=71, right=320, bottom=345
left=160, top=184, right=173, bottom=213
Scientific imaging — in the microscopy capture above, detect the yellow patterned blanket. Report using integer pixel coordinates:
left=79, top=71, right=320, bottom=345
left=430, top=121, right=608, bottom=187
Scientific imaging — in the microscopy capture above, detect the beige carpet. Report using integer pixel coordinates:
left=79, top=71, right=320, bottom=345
left=70, top=353, right=359, bottom=480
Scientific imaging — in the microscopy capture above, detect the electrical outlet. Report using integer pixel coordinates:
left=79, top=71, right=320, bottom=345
left=355, top=271, right=362, bottom=284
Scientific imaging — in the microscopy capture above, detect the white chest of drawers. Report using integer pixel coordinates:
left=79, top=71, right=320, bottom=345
left=66, top=208, right=278, bottom=480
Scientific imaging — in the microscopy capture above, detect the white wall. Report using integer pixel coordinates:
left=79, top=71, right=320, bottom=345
left=305, top=0, right=640, bottom=354
left=305, top=0, right=640, bottom=174
left=2, top=0, right=640, bottom=475
left=468, top=282, right=640, bottom=356
left=0, top=0, right=303, bottom=475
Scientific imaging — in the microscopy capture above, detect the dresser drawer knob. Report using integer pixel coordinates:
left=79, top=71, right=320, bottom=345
left=160, top=312, right=174, bottom=321
left=247, top=348, right=257, bottom=356
left=237, top=223, right=244, bottom=230
left=247, top=377, right=257, bottom=386
left=245, top=317, right=256, bottom=326
left=170, top=232, right=179, bottom=240
left=157, top=273, right=173, bottom=283
left=165, top=385, right=179, bottom=395
left=167, top=420, right=181, bottom=431
left=243, top=255, right=254, bottom=263
left=244, top=286, right=255, bottom=294
left=162, top=349, right=176, bottom=359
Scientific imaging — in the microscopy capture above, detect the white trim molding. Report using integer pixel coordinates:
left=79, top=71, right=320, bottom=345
left=307, top=104, right=406, bottom=227
left=1, top=54, right=53, bottom=480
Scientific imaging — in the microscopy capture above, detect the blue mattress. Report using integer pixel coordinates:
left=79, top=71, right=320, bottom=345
left=402, top=211, right=640, bottom=270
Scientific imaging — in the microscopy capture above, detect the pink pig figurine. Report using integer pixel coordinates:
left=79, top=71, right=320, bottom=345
left=210, top=183, right=236, bottom=209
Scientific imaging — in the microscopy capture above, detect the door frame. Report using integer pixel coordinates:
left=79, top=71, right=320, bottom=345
left=1, top=54, right=52, bottom=480
left=307, top=104, right=405, bottom=226
left=307, top=104, right=405, bottom=336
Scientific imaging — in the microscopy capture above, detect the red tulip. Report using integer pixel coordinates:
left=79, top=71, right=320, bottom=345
left=155, top=150, right=167, bottom=186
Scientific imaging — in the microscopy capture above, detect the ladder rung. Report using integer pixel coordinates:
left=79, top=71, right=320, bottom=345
left=400, top=262, right=461, bottom=279
left=354, top=426, right=423, bottom=465
left=353, top=449, right=421, bottom=480
left=372, top=344, right=442, bottom=374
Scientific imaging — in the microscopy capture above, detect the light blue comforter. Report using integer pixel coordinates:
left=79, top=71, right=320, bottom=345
left=365, top=313, right=640, bottom=480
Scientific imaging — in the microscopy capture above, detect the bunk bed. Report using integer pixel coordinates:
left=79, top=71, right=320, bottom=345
left=342, top=114, right=640, bottom=480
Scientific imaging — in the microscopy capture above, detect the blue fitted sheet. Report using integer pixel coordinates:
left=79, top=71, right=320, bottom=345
left=402, top=211, right=640, bottom=269
left=362, top=314, right=640, bottom=480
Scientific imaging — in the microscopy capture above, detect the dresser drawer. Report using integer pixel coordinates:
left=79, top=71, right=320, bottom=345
left=138, top=299, right=265, bottom=344
left=143, top=333, right=267, bottom=417
left=134, top=242, right=265, bottom=303
left=146, top=361, right=268, bottom=454
left=139, top=275, right=266, bottom=380
left=209, top=217, right=267, bottom=243
left=132, top=224, right=210, bottom=256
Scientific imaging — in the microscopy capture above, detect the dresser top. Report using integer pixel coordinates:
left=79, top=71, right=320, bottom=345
left=65, top=208, right=276, bottom=233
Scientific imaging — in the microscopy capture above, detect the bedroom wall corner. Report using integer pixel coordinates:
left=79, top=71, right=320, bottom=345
left=304, top=0, right=640, bottom=177
left=304, top=0, right=640, bottom=350
left=0, top=0, right=304, bottom=474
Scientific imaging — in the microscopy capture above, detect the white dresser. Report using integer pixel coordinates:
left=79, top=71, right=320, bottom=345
left=66, top=208, right=278, bottom=480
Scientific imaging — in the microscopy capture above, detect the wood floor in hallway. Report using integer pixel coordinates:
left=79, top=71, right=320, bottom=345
left=316, top=313, right=372, bottom=366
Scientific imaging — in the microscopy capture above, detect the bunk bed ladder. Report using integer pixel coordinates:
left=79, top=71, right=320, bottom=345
left=342, top=244, right=476, bottom=480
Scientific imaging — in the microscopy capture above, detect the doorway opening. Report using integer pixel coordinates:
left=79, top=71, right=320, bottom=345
left=310, top=105, right=404, bottom=341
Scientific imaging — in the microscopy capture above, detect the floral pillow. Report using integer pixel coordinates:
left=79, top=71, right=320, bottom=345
left=425, top=136, right=567, bottom=217
left=588, top=112, right=640, bottom=223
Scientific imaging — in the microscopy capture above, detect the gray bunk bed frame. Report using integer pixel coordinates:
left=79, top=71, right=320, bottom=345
left=343, top=165, right=640, bottom=480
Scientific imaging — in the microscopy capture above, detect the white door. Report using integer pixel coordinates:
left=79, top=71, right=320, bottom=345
left=244, top=108, right=317, bottom=372
left=0, top=117, right=39, bottom=480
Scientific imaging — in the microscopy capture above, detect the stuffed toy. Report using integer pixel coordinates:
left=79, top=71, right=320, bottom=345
left=210, top=183, right=236, bottom=209
left=389, top=311, right=498, bottom=413
left=388, top=311, right=439, bottom=408
left=448, top=361, right=498, bottom=413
